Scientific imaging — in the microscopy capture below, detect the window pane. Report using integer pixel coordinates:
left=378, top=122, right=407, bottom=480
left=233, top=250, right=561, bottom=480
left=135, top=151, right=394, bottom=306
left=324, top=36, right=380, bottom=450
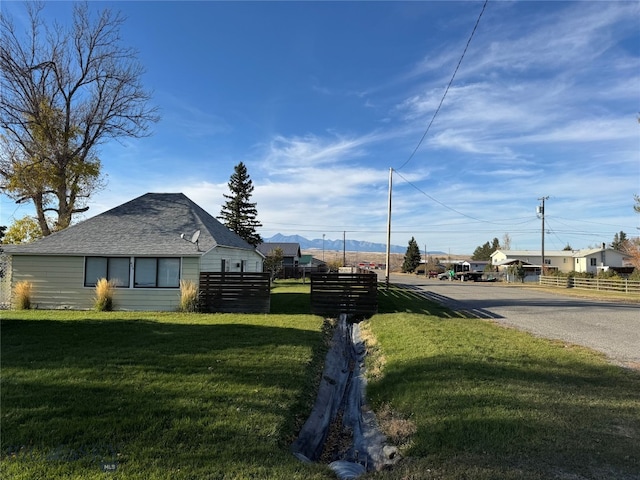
left=135, top=258, right=157, bottom=287
left=109, top=258, right=130, bottom=287
left=85, top=257, right=107, bottom=287
left=158, top=258, right=180, bottom=287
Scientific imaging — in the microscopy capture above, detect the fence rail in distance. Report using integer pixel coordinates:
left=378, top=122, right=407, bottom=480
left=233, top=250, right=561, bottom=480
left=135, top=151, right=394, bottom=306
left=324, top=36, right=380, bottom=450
left=539, top=275, right=640, bottom=294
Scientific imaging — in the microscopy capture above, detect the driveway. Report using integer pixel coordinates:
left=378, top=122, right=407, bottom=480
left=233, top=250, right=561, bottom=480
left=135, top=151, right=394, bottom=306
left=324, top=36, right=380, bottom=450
left=385, top=273, right=640, bottom=368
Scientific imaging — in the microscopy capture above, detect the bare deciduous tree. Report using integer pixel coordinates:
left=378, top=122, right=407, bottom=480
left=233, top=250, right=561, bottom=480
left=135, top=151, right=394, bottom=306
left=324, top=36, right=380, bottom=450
left=502, top=233, right=512, bottom=251
left=0, top=2, right=158, bottom=235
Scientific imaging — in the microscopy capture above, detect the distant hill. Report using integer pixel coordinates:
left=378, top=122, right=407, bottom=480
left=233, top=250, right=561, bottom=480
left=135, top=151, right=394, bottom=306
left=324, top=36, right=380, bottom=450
left=263, top=233, right=445, bottom=255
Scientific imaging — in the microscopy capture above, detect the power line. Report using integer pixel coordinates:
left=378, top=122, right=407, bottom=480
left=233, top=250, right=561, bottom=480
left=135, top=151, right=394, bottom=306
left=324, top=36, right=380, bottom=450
left=393, top=170, right=486, bottom=221
left=393, top=169, right=539, bottom=228
left=395, top=0, right=488, bottom=172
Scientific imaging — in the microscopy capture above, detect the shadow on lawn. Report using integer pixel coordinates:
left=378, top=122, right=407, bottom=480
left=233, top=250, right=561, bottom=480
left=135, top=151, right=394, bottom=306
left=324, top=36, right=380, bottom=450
left=377, top=285, right=489, bottom=319
left=1, top=319, right=322, bottom=378
left=369, top=354, right=640, bottom=479
left=270, top=292, right=311, bottom=315
left=1, top=319, right=325, bottom=463
left=269, top=282, right=474, bottom=318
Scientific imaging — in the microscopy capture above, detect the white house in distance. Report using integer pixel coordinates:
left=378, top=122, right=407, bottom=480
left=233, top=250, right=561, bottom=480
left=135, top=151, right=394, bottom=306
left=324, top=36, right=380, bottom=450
left=491, top=246, right=631, bottom=275
left=2, top=193, right=264, bottom=311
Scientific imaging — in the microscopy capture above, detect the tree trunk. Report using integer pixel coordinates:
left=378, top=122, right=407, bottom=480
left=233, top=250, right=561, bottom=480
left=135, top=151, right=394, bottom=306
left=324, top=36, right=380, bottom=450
left=32, top=194, right=51, bottom=237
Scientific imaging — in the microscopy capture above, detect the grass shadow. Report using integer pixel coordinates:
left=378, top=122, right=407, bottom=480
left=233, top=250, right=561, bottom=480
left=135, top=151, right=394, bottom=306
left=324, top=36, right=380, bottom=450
left=1, top=316, right=333, bottom=479
left=378, top=283, right=475, bottom=318
left=270, top=292, right=312, bottom=315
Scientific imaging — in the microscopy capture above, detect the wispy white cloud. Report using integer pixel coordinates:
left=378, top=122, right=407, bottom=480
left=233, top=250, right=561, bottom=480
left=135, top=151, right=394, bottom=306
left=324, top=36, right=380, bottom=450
left=3, top=1, right=638, bottom=254
left=159, top=92, right=233, bottom=138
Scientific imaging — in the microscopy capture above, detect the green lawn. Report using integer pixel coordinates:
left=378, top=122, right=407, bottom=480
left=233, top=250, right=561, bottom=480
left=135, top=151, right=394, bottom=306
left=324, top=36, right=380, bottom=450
left=363, top=285, right=640, bottom=479
left=2, top=281, right=639, bottom=479
left=1, top=282, right=332, bottom=480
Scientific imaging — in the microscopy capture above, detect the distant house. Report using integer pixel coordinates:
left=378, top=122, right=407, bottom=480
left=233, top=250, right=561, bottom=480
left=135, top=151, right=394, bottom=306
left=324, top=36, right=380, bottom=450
left=2, top=193, right=263, bottom=311
left=299, top=254, right=328, bottom=274
left=256, top=242, right=301, bottom=278
left=457, top=260, right=490, bottom=272
left=491, top=247, right=630, bottom=275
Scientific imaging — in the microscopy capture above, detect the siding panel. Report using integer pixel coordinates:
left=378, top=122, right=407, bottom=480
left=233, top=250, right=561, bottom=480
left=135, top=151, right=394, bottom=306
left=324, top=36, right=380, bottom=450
left=12, top=255, right=187, bottom=311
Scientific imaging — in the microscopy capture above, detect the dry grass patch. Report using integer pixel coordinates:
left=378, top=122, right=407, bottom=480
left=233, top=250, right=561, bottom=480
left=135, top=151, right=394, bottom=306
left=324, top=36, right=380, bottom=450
left=12, top=281, right=33, bottom=310
left=360, top=320, right=386, bottom=380
left=375, top=403, right=417, bottom=448
left=178, top=279, right=199, bottom=312
left=93, top=278, right=116, bottom=311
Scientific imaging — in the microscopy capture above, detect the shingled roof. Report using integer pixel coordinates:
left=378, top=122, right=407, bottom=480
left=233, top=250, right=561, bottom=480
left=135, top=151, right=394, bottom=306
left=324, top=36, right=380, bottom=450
left=256, top=242, right=301, bottom=258
left=4, top=193, right=255, bottom=256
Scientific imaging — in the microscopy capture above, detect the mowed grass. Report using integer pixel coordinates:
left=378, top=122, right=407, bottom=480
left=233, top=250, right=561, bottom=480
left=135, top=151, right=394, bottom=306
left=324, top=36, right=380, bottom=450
left=3, top=280, right=640, bottom=479
left=1, top=282, right=333, bottom=479
left=362, top=285, right=640, bottom=479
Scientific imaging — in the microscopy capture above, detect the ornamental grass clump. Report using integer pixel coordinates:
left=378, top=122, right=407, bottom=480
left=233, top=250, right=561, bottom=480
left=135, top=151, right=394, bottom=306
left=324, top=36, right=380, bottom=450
left=179, top=279, right=199, bottom=312
left=94, top=278, right=116, bottom=311
left=13, top=281, right=33, bottom=310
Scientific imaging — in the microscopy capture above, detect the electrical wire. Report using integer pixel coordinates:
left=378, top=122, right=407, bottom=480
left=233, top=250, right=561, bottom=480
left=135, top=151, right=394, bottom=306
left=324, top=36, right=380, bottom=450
left=392, top=169, right=486, bottom=221
left=395, top=0, right=488, bottom=172
left=393, top=169, right=538, bottom=228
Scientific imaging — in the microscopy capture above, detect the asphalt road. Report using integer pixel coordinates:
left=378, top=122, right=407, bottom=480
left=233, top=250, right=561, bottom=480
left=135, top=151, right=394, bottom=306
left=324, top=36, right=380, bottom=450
left=385, top=273, right=640, bottom=368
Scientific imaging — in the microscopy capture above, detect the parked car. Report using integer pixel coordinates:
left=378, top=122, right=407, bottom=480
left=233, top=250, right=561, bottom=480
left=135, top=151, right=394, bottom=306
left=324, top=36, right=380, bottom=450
left=438, top=271, right=453, bottom=280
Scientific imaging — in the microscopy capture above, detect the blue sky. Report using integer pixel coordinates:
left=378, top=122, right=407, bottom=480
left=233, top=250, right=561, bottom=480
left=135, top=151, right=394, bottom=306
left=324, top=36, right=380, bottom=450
left=1, top=1, right=639, bottom=254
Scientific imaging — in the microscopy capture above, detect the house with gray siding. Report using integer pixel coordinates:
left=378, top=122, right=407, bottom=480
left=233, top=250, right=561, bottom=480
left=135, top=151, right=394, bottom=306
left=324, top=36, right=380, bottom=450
left=256, top=242, right=302, bottom=278
left=2, top=193, right=263, bottom=311
left=256, top=242, right=301, bottom=267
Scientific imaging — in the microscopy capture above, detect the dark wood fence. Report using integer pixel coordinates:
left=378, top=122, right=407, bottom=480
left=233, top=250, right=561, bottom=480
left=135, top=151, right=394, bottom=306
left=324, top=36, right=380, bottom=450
left=310, top=273, right=378, bottom=318
left=199, top=272, right=271, bottom=313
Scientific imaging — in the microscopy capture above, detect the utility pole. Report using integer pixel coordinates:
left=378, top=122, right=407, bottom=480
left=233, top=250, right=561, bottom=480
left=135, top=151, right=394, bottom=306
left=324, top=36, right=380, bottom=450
left=537, top=196, right=549, bottom=277
left=424, top=243, right=428, bottom=277
left=385, top=168, right=393, bottom=290
left=343, top=231, right=346, bottom=267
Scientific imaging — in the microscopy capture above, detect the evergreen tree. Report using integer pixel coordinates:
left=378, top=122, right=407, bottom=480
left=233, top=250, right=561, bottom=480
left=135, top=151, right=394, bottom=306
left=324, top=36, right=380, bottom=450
left=218, top=162, right=263, bottom=246
left=472, top=241, right=491, bottom=261
left=401, top=237, right=421, bottom=273
left=472, top=237, right=501, bottom=261
left=611, top=231, right=627, bottom=251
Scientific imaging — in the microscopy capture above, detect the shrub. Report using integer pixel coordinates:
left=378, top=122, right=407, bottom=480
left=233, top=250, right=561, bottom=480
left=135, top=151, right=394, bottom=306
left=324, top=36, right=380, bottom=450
left=596, top=269, right=621, bottom=279
left=566, top=271, right=594, bottom=279
left=13, top=281, right=33, bottom=310
left=628, top=268, right=640, bottom=281
left=179, top=279, right=199, bottom=312
left=94, top=278, right=116, bottom=311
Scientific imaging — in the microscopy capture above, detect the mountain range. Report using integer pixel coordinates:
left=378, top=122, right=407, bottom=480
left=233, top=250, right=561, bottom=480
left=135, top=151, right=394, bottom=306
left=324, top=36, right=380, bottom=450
left=263, top=234, right=446, bottom=255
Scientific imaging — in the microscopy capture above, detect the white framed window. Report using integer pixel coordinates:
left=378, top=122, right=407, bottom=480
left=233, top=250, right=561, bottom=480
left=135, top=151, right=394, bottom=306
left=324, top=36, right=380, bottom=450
left=590, top=258, right=597, bottom=266
left=84, top=257, right=130, bottom=287
left=134, top=258, right=180, bottom=288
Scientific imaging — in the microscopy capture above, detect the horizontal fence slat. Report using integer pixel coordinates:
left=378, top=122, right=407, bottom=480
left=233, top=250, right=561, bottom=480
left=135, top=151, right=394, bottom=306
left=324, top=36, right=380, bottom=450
left=199, top=272, right=271, bottom=313
left=310, top=273, right=378, bottom=317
